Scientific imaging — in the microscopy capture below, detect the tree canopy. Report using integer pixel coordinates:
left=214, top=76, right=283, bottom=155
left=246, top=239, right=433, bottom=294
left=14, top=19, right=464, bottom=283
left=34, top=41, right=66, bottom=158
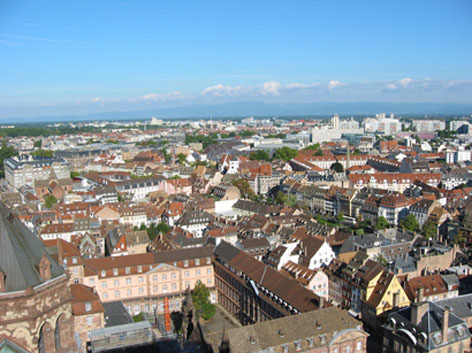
left=400, top=214, right=419, bottom=232
left=249, top=150, right=270, bottom=161
left=273, top=147, right=297, bottom=161
left=232, top=178, right=255, bottom=199
left=422, top=220, right=437, bottom=239
left=192, top=281, right=216, bottom=320
left=375, top=216, right=389, bottom=230
left=44, top=195, right=57, bottom=209
left=330, top=162, right=344, bottom=173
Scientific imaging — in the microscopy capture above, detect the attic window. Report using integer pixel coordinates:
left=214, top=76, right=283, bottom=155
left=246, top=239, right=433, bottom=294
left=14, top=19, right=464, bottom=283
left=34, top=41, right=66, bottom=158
left=195, top=259, right=200, bottom=266
left=184, top=260, right=189, bottom=267
left=113, top=269, right=118, bottom=276
left=101, top=270, right=106, bottom=277
left=138, top=266, right=143, bottom=273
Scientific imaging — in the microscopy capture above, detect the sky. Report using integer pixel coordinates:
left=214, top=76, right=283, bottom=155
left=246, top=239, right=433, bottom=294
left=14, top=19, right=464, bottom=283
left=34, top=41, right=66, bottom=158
left=0, top=0, right=471, bottom=119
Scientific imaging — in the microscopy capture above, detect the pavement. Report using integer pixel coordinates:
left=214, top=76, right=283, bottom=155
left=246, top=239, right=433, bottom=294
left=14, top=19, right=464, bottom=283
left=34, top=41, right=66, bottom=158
left=200, top=304, right=241, bottom=335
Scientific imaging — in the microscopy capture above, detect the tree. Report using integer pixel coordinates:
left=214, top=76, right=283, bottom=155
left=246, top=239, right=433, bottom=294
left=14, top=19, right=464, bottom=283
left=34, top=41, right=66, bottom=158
left=232, top=178, right=255, bottom=199
left=286, top=194, right=297, bottom=208
left=0, top=141, right=17, bottom=178
left=273, top=147, right=298, bottom=161
left=249, top=150, right=270, bottom=161
left=375, top=216, right=389, bottom=230
left=336, top=212, right=345, bottom=224
left=70, top=171, right=80, bottom=179
left=160, top=148, right=171, bottom=163
left=34, top=140, right=42, bottom=148
left=303, top=143, right=321, bottom=151
left=275, top=191, right=287, bottom=205
left=330, top=162, right=344, bottom=173
left=157, top=222, right=171, bottom=234
left=400, top=214, right=419, bottom=232
left=177, top=153, right=187, bottom=165
left=191, top=281, right=215, bottom=320
left=44, top=195, right=57, bottom=209
left=422, top=220, right=437, bottom=239
left=31, top=149, right=54, bottom=157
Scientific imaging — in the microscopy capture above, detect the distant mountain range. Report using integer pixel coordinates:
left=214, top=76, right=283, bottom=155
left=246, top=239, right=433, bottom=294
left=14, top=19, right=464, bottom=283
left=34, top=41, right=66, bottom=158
left=1, top=101, right=471, bottom=124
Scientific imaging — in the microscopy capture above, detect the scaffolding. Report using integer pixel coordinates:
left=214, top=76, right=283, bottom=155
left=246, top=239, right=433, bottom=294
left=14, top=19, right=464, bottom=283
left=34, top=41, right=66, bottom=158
left=89, top=321, right=153, bottom=352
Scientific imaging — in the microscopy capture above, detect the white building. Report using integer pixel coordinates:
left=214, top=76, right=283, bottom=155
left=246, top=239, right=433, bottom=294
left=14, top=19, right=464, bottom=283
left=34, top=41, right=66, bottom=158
left=4, top=155, right=70, bottom=190
left=363, top=116, right=402, bottom=136
left=412, top=120, right=446, bottom=132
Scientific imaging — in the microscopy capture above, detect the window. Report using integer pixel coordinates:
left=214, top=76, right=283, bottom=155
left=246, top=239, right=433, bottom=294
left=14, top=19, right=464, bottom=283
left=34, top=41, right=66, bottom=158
left=89, top=278, right=95, bottom=285
left=153, top=275, right=158, bottom=282
left=103, top=292, right=108, bottom=299
left=125, top=267, right=131, bottom=274
left=185, top=281, right=190, bottom=289
left=153, top=285, right=158, bottom=292
left=138, top=265, right=142, bottom=273
left=139, top=287, right=144, bottom=294
left=171, top=272, right=176, bottom=280
left=101, top=281, right=107, bottom=289
left=195, top=259, right=200, bottom=265
left=101, top=270, right=106, bottom=277
left=114, top=280, right=119, bottom=287
left=356, top=341, right=362, bottom=351
left=85, top=302, right=92, bottom=312
left=171, top=283, right=177, bottom=290
left=114, top=290, right=120, bottom=298
left=307, top=338, right=314, bottom=348
left=295, top=340, right=302, bottom=351
left=126, top=278, right=131, bottom=285
left=282, top=344, right=289, bottom=353
left=138, top=276, right=144, bottom=284
left=72, top=257, right=78, bottom=264
left=185, top=271, right=190, bottom=278
left=163, top=285, right=168, bottom=293
left=207, top=268, right=212, bottom=274
left=207, top=278, right=212, bottom=285
left=346, top=346, right=351, bottom=353
left=86, top=316, right=93, bottom=325
left=184, top=260, right=189, bottom=267
left=162, top=274, right=167, bottom=281
left=127, top=289, right=132, bottom=296
left=196, top=269, right=201, bottom=276
left=113, top=268, right=118, bottom=276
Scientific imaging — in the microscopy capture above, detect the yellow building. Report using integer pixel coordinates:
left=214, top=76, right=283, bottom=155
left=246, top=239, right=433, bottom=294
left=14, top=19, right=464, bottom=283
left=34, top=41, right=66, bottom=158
left=362, top=271, right=410, bottom=329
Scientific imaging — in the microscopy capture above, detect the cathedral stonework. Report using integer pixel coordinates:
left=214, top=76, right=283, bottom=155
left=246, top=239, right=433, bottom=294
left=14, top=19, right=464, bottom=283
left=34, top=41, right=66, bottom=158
left=0, top=203, right=76, bottom=352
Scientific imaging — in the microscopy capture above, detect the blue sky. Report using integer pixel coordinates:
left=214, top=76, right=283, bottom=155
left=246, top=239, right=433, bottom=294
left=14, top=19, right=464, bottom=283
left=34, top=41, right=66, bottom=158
left=0, top=0, right=471, bottom=118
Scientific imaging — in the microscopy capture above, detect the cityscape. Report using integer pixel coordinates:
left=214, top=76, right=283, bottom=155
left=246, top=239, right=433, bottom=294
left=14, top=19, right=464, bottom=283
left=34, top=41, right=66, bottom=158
left=1, top=1, right=472, bottom=353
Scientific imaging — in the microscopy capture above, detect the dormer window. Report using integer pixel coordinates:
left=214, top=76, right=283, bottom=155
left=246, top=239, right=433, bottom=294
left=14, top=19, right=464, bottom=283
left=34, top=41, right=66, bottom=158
left=101, top=270, right=106, bottom=277
left=125, top=267, right=131, bottom=274
left=206, top=257, right=211, bottom=264
left=72, top=257, right=78, bottom=264
left=184, top=260, right=189, bottom=268
left=113, top=269, right=118, bottom=276
left=85, top=301, right=92, bottom=312
left=195, top=259, right=200, bottom=266
left=138, top=266, right=143, bottom=273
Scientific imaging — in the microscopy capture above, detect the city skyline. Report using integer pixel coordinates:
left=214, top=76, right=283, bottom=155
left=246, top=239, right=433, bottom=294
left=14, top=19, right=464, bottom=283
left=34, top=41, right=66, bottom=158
left=1, top=0, right=471, bottom=119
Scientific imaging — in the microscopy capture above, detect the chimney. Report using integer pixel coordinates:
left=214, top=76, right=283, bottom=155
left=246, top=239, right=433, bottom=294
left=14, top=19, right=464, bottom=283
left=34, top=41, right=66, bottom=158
left=416, top=287, right=424, bottom=303
left=411, top=302, right=428, bottom=326
left=442, top=306, right=450, bottom=344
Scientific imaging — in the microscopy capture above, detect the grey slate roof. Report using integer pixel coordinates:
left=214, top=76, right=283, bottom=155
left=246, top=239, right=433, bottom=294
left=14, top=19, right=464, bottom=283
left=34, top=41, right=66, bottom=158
left=0, top=202, right=64, bottom=292
left=435, top=293, right=472, bottom=320
left=103, top=301, right=133, bottom=327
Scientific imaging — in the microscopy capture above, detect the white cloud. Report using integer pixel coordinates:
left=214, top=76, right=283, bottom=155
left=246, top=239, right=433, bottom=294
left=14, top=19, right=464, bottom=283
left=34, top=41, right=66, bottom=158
left=202, top=84, right=242, bottom=96
left=399, top=78, right=413, bottom=87
left=261, top=81, right=282, bottom=95
left=91, top=97, right=104, bottom=103
left=328, top=80, right=343, bottom=90
left=141, top=91, right=183, bottom=101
